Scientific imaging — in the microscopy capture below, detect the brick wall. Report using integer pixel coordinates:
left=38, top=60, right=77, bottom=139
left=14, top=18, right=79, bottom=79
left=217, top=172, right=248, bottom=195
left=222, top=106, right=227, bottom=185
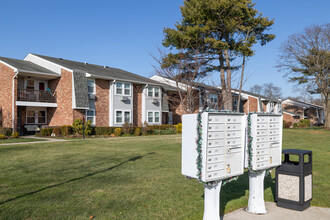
left=73, top=109, right=85, bottom=121
left=95, top=79, right=110, bottom=126
left=242, top=100, right=248, bottom=114
left=133, top=84, right=143, bottom=126
left=283, top=112, right=294, bottom=125
left=262, top=102, right=267, bottom=112
left=282, top=104, right=304, bottom=119
left=48, top=69, right=73, bottom=126
left=248, top=96, right=258, bottom=112
left=0, top=63, right=16, bottom=129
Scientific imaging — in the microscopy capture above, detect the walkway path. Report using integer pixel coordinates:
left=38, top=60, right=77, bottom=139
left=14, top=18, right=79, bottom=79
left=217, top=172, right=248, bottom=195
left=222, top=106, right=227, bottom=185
left=0, top=136, right=67, bottom=146
left=222, top=202, right=330, bottom=220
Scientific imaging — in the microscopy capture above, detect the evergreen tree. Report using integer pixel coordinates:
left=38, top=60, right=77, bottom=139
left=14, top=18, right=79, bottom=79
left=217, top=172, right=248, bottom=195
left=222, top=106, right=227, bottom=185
left=163, top=0, right=275, bottom=110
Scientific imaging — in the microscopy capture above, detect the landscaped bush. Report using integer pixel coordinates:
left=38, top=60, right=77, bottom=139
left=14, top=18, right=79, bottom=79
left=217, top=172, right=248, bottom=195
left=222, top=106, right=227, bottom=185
left=52, top=127, right=61, bottom=136
left=11, top=132, right=19, bottom=138
left=122, top=122, right=134, bottom=134
left=95, top=127, right=113, bottom=135
left=0, top=134, right=6, bottom=139
left=134, top=128, right=141, bottom=136
left=299, top=119, right=310, bottom=128
left=293, top=123, right=299, bottom=128
left=142, top=122, right=152, bottom=135
left=173, top=123, right=182, bottom=134
left=0, top=127, right=12, bottom=137
left=114, top=128, right=122, bottom=137
left=72, top=119, right=92, bottom=135
left=40, top=127, right=53, bottom=136
left=60, top=125, right=73, bottom=136
left=283, top=120, right=292, bottom=128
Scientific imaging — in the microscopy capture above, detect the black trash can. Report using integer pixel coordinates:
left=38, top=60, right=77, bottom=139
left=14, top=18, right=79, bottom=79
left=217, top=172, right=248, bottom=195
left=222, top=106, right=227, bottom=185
left=276, top=149, right=312, bottom=211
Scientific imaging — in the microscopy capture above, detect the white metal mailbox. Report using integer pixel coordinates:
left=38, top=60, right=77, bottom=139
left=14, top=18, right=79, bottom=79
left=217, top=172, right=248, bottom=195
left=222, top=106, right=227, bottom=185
left=246, top=113, right=283, bottom=171
left=182, top=112, right=246, bottom=182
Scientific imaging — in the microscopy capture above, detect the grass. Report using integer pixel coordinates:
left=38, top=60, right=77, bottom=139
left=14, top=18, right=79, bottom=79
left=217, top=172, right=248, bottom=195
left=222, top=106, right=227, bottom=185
left=0, top=138, right=47, bottom=144
left=0, top=129, right=329, bottom=219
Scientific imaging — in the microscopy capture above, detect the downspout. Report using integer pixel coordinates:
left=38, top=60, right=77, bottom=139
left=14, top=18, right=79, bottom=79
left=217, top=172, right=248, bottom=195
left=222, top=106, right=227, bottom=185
left=12, top=70, right=19, bottom=132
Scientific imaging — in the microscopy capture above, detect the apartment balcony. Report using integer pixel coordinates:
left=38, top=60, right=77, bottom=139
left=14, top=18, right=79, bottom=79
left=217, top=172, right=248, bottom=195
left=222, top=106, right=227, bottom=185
left=16, top=89, right=57, bottom=107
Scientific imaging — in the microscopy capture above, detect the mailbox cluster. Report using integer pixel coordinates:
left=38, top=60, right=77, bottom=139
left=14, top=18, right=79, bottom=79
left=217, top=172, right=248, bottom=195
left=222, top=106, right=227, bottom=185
left=182, top=112, right=283, bottom=182
left=247, top=114, right=283, bottom=170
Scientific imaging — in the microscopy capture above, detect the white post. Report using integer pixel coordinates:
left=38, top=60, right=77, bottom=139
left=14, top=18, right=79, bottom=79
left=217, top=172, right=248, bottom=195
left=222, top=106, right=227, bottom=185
left=246, top=170, right=267, bottom=214
left=203, top=181, right=222, bottom=220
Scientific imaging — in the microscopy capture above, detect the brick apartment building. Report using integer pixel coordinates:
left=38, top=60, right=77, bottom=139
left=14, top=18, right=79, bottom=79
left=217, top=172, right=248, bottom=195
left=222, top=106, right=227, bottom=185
left=0, top=54, right=176, bottom=133
left=150, top=75, right=282, bottom=118
left=282, top=99, right=325, bottom=126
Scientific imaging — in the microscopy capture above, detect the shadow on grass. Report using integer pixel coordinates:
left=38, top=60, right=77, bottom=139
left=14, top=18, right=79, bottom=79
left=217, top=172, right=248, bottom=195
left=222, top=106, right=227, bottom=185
left=0, top=152, right=155, bottom=206
left=219, top=171, right=276, bottom=215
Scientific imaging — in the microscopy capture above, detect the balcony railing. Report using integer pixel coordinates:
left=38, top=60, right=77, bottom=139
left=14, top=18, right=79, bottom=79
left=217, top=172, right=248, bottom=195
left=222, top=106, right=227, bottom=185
left=17, top=89, right=57, bottom=103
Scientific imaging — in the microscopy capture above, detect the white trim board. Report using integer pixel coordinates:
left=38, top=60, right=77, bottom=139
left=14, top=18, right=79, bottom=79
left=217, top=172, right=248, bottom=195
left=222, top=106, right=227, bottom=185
left=16, top=101, right=57, bottom=108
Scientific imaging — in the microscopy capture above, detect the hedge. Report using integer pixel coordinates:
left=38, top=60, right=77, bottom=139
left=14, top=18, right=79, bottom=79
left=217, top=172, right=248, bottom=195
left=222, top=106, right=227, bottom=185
left=0, top=127, right=12, bottom=137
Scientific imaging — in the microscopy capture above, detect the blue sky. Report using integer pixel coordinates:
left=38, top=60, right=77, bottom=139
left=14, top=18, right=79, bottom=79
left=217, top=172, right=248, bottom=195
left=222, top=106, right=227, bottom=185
left=0, top=0, right=329, bottom=98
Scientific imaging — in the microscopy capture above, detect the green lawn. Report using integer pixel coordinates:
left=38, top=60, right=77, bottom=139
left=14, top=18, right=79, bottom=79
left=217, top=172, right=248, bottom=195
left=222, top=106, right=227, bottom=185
left=0, top=138, right=47, bottom=144
left=0, top=130, right=329, bottom=219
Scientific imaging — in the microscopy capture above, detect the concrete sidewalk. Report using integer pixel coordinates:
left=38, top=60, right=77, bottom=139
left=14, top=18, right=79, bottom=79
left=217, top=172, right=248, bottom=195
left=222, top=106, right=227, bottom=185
left=222, top=202, right=330, bottom=220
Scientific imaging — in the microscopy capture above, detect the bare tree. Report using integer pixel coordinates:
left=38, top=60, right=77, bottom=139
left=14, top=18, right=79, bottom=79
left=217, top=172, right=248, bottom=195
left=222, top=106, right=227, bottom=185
left=249, top=84, right=263, bottom=95
left=249, top=83, right=282, bottom=99
left=277, top=23, right=330, bottom=128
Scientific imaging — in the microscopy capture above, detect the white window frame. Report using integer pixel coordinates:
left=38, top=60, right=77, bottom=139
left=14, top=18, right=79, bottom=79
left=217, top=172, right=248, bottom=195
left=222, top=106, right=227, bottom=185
left=115, top=110, right=131, bottom=124
left=147, top=86, right=161, bottom=98
left=86, top=109, right=95, bottom=125
left=147, top=111, right=161, bottom=124
left=87, top=79, right=95, bottom=94
left=115, top=82, right=131, bottom=96
left=26, top=108, right=47, bottom=124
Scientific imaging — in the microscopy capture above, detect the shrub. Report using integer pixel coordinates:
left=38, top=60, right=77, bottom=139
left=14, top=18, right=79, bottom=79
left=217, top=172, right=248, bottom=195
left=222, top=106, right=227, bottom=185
left=283, top=121, right=292, bottom=128
left=52, top=127, right=61, bottom=136
left=0, top=127, right=12, bottom=137
left=72, top=119, right=92, bottom=135
left=293, top=123, right=299, bottom=128
left=0, top=134, right=6, bottom=139
left=95, top=127, right=113, bottom=135
left=142, top=122, right=151, bottom=135
left=40, top=127, right=53, bottom=136
left=299, top=119, right=310, bottom=128
left=122, top=122, right=134, bottom=134
left=60, top=125, right=73, bottom=136
left=134, top=128, right=141, bottom=136
left=11, top=132, right=19, bottom=138
left=114, top=128, right=122, bottom=137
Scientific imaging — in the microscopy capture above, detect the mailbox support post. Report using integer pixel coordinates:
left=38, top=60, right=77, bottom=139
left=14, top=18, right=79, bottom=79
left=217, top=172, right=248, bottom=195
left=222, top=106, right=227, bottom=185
left=246, top=171, right=267, bottom=214
left=203, top=181, right=222, bottom=220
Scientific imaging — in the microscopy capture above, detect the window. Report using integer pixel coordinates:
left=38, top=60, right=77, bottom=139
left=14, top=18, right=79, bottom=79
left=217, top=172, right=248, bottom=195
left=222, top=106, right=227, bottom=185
left=86, top=110, right=95, bottom=125
left=26, top=110, right=35, bottom=124
left=26, top=108, right=46, bottom=124
left=154, top=87, right=160, bottom=98
left=87, top=80, right=95, bottom=94
left=155, top=112, right=160, bottom=123
left=38, top=110, right=46, bottom=124
left=147, top=111, right=161, bottom=124
left=208, top=94, right=218, bottom=109
left=148, top=112, right=153, bottom=123
left=116, top=111, right=123, bottom=123
left=124, top=83, right=130, bottom=95
left=148, top=87, right=153, bottom=97
left=116, top=82, right=131, bottom=95
left=116, top=110, right=131, bottom=124
left=147, top=86, right=161, bottom=98
left=233, top=97, right=238, bottom=112
left=26, top=80, right=34, bottom=90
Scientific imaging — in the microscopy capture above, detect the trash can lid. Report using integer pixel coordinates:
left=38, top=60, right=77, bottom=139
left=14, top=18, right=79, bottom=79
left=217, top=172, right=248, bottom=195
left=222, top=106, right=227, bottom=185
left=282, top=149, right=312, bottom=155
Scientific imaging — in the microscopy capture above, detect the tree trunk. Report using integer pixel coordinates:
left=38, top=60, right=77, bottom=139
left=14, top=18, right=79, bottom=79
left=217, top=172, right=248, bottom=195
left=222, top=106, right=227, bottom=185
left=224, top=49, right=233, bottom=111
left=325, top=98, right=330, bottom=129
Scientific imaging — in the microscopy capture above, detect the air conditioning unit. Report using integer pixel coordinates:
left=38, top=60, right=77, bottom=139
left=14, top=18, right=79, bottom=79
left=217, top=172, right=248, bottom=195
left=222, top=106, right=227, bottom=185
left=89, top=94, right=96, bottom=100
left=121, top=96, right=129, bottom=101
left=152, top=99, right=159, bottom=104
